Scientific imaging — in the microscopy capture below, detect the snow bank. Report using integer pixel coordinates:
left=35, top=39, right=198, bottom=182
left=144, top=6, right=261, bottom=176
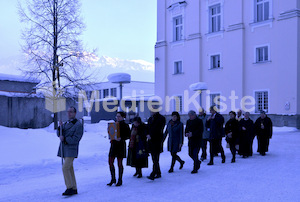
left=273, top=126, right=298, bottom=133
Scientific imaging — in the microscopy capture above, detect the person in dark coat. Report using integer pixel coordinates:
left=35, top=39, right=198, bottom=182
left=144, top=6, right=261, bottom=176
left=185, top=110, right=203, bottom=174
left=255, top=111, right=273, bottom=156
left=206, top=106, right=226, bottom=165
left=199, top=109, right=210, bottom=161
left=107, top=112, right=131, bottom=187
left=146, top=109, right=166, bottom=180
left=239, top=112, right=255, bottom=157
left=57, top=106, right=83, bottom=196
left=163, top=111, right=185, bottom=173
left=127, top=117, right=148, bottom=178
left=225, top=111, right=239, bottom=163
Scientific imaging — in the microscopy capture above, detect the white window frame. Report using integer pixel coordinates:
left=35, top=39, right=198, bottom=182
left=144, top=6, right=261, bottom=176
left=173, top=15, right=184, bottom=42
left=250, top=0, right=273, bottom=31
left=171, top=95, right=183, bottom=113
left=209, top=3, right=222, bottom=33
left=209, top=93, right=221, bottom=110
left=254, top=44, right=271, bottom=63
left=173, top=60, right=183, bottom=74
left=254, top=90, right=269, bottom=113
left=209, top=53, right=222, bottom=70
left=254, top=0, right=271, bottom=22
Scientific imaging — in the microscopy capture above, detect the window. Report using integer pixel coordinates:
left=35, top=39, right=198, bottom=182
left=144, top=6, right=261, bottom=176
left=256, top=46, right=269, bottom=62
left=210, top=55, right=221, bottom=69
left=209, top=4, right=221, bottom=33
left=173, top=16, right=183, bottom=41
left=174, top=61, right=183, bottom=74
left=255, top=91, right=268, bottom=113
left=255, top=0, right=270, bottom=22
left=210, top=93, right=221, bottom=109
left=110, top=88, right=117, bottom=97
left=103, top=89, right=109, bottom=98
left=173, top=96, right=183, bottom=112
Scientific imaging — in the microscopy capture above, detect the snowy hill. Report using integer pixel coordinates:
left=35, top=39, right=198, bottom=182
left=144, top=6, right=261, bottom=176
left=0, top=123, right=299, bottom=201
left=0, top=55, right=155, bottom=83
left=90, top=55, right=154, bottom=83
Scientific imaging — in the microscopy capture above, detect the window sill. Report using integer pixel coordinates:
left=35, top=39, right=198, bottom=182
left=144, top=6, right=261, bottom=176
left=208, top=67, right=223, bottom=71
left=253, top=60, right=272, bottom=64
left=173, top=72, right=184, bottom=75
left=170, top=40, right=185, bottom=47
left=249, top=18, right=274, bottom=31
left=205, top=30, right=225, bottom=39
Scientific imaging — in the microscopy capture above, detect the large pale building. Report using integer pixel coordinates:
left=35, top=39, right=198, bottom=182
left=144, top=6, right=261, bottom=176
left=155, top=0, right=300, bottom=127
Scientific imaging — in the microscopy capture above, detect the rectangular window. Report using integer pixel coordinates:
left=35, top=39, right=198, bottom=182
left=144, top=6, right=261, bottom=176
left=103, top=89, right=109, bottom=98
left=174, top=61, right=183, bottom=74
left=255, top=0, right=270, bottom=22
left=209, top=4, right=221, bottom=33
left=173, top=96, right=183, bottom=112
left=173, top=16, right=183, bottom=41
left=110, top=88, right=117, bottom=97
left=210, top=93, right=221, bottom=109
left=210, top=55, right=221, bottom=69
left=255, top=91, right=268, bottom=113
left=256, top=46, right=269, bottom=62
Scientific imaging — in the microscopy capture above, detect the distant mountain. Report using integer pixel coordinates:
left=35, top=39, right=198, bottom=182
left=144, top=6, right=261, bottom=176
left=90, top=56, right=154, bottom=83
left=0, top=55, right=155, bottom=83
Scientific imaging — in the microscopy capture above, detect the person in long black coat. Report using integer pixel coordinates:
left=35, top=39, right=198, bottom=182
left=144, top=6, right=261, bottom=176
left=127, top=117, right=148, bottom=178
left=146, top=110, right=166, bottom=180
left=107, top=112, right=131, bottom=187
left=255, top=111, right=273, bottom=156
left=185, top=110, right=203, bottom=174
left=239, top=112, right=255, bottom=157
left=206, top=106, right=226, bottom=165
left=225, top=111, right=239, bottom=163
left=164, top=111, right=185, bottom=173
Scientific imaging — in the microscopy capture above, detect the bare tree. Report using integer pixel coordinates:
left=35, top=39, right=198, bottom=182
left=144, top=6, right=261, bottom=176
left=18, top=0, right=96, bottom=128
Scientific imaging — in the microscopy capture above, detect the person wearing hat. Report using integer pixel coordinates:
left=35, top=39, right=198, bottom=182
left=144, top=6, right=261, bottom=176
left=254, top=111, right=273, bottom=156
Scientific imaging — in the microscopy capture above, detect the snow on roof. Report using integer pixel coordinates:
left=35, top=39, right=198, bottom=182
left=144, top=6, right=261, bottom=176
left=107, top=73, right=131, bottom=84
left=189, top=82, right=208, bottom=91
left=0, top=73, right=40, bottom=83
left=0, top=91, right=44, bottom=98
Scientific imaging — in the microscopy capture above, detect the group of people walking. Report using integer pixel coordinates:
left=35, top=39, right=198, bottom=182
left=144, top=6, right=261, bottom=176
left=56, top=105, right=273, bottom=195
left=106, top=106, right=273, bottom=187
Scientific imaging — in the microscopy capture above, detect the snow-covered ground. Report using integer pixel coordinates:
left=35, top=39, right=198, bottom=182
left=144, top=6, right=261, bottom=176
left=0, top=122, right=299, bottom=202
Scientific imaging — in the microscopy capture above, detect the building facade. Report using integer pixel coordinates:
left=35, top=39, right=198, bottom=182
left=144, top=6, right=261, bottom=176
left=155, top=0, right=300, bottom=127
left=84, top=81, right=155, bottom=123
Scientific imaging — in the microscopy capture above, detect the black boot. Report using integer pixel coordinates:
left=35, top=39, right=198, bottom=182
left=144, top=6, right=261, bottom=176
left=221, top=151, right=226, bottom=163
left=137, top=167, right=142, bottom=178
left=231, top=156, right=236, bottom=163
left=133, top=168, right=138, bottom=177
left=179, top=160, right=185, bottom=169
left=107, top=166, right=116, bottom=186
left=207, top=156, right=214, bottom=165
left=116, top=167, right=123, bottom=186
left=169, top=157, right=175, bottom=173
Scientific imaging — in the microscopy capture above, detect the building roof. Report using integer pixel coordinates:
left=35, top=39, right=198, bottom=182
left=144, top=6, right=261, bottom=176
left=0, top=73, right=40, bottom=83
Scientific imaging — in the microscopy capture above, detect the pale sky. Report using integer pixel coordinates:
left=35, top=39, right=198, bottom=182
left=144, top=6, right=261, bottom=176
left=0, top=0, right=157, bottom=74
